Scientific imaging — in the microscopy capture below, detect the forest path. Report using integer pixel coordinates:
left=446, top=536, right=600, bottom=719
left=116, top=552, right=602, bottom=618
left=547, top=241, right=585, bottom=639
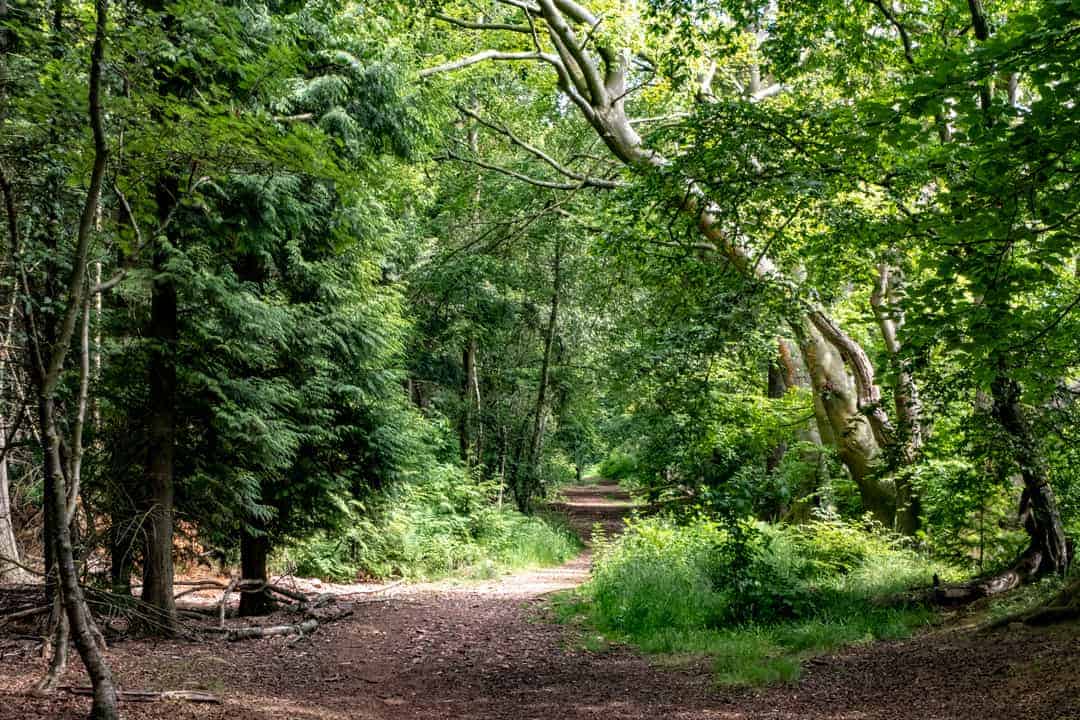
left=4, top=482, right=1080, bottom=719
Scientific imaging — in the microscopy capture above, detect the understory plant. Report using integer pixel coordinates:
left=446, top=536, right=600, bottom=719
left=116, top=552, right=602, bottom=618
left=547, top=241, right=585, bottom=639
left=566, top=514, right=950, bottom=685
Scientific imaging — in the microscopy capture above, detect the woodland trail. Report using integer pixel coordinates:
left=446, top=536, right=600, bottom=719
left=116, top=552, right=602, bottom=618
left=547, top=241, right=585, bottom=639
left=3, top=483, right=1080, bottom=720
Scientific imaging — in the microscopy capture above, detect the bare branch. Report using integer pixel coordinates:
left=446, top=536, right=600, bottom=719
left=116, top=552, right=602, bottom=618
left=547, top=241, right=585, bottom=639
left=456, top=105, right=621, bottom=188
left=420, top=50, right=561, bottom=77
left=867, top=0, right=915, bottom=65
left=439, top=149, right=616, bottom=191
left=495, top=0, right=541, bottom=13
left=273, top=113, right=315, bottom=123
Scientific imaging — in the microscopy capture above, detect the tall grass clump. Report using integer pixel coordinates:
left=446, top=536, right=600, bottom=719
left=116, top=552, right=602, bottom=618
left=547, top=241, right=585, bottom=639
left=283, top=464, right=581, bottom=581
left=573, top=514, right=948, bottom=685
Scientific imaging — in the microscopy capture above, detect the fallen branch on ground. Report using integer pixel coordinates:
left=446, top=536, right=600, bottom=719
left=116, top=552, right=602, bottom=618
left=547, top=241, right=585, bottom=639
left=59, top=687, right=221, bottom=704
left=0, top=605, right=50, bottom=625
left=226, top=618, right=317, bottom=641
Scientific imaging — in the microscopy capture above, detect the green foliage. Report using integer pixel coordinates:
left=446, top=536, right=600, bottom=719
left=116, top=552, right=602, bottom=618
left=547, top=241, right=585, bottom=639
left=597, top=450, right=637, bottom=482
left=285, top=465, right=581, bottom=581
left=572, top=515, right=944, bottom=684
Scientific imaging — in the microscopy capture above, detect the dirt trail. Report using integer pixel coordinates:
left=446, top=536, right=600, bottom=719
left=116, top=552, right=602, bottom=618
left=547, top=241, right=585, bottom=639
left=3, top=483, right=1080, bottom=719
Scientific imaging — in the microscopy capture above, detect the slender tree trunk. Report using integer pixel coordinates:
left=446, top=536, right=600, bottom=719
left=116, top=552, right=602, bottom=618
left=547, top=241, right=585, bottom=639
left=521, top=238, right=562, bottom=509
left=2, top=4, right=118, bottom=712
left=238, top=530, right=273, bottom=617
left=765, top=345, right=789, bottom=475
left=44, top=397, right=118, bottom=719
left=109, top=517, right=135, bottom=595
left=460, top=337, right=480, bottom=463
left=496, top=425, right=508, bottom=508
left=870, top=263, right=922, bottom=534
left=0, top=434, right=24, bottom=581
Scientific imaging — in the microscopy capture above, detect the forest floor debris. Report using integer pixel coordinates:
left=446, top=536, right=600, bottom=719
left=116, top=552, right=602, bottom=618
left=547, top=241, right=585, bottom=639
left=2, top=484, right=1079, bottom=719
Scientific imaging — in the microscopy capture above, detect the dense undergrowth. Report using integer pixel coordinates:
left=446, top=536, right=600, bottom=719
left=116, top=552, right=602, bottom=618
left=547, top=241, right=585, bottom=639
left=556, top=513, right=953, bottom=685
left=279, top=465, right=582, bottom=581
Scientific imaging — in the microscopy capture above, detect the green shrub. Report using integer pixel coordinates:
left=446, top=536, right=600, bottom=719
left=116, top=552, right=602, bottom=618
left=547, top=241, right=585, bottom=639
left=573, top=514, right=945, bottom=685
left=597, top=449, right=637, bottom=482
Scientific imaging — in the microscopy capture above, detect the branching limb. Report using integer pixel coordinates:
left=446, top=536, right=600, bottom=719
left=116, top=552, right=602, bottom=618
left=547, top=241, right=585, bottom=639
left=539, top=0, right=607, bottom=105
left=431, top=12, right=530, bottom=34
left=420, top=50, right=560, bottom=77
left=455, top=105, right=621, bottom=188
left=867, top=0, right=915, bottom=65
left=438, top=149, right=617, bottom=191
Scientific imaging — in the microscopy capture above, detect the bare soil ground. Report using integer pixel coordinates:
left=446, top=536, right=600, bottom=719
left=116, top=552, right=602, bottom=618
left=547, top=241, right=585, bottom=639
left=2, top=483, right=1079, bottom=720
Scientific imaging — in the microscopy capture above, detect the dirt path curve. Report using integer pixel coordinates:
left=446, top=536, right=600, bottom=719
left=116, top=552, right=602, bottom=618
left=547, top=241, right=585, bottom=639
left=4, top=483, right=1080, bottom=719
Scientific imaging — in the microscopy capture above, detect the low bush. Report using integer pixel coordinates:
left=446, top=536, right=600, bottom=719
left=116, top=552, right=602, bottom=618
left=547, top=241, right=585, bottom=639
left=568, top=514, right=947, bottom=685
left=597, top=449, right=637, bottom=482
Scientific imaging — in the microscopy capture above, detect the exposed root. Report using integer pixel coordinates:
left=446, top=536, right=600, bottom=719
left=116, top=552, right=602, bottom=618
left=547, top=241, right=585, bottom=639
left=984, top=576, right=1080, bottom=630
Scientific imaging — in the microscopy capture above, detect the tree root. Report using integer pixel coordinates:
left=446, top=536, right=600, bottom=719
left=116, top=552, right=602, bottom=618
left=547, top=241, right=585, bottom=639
left=983, top=577, right=1080, bottom=630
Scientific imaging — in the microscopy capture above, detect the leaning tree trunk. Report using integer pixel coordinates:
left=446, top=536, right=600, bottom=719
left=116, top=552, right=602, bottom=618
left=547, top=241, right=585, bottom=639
left=989, top=375, right=1068, bottom=576
left=797, top=320, right=894, bottom=525
left=938, top=373, right=1071, bottom=604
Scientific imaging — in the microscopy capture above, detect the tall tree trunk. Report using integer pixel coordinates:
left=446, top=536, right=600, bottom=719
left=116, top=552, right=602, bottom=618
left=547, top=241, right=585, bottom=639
left=238, top=530, right=273, bottom=617
left=139, top=188, right=177, bottom=633
left=26, top=0, right=120, bottom=712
